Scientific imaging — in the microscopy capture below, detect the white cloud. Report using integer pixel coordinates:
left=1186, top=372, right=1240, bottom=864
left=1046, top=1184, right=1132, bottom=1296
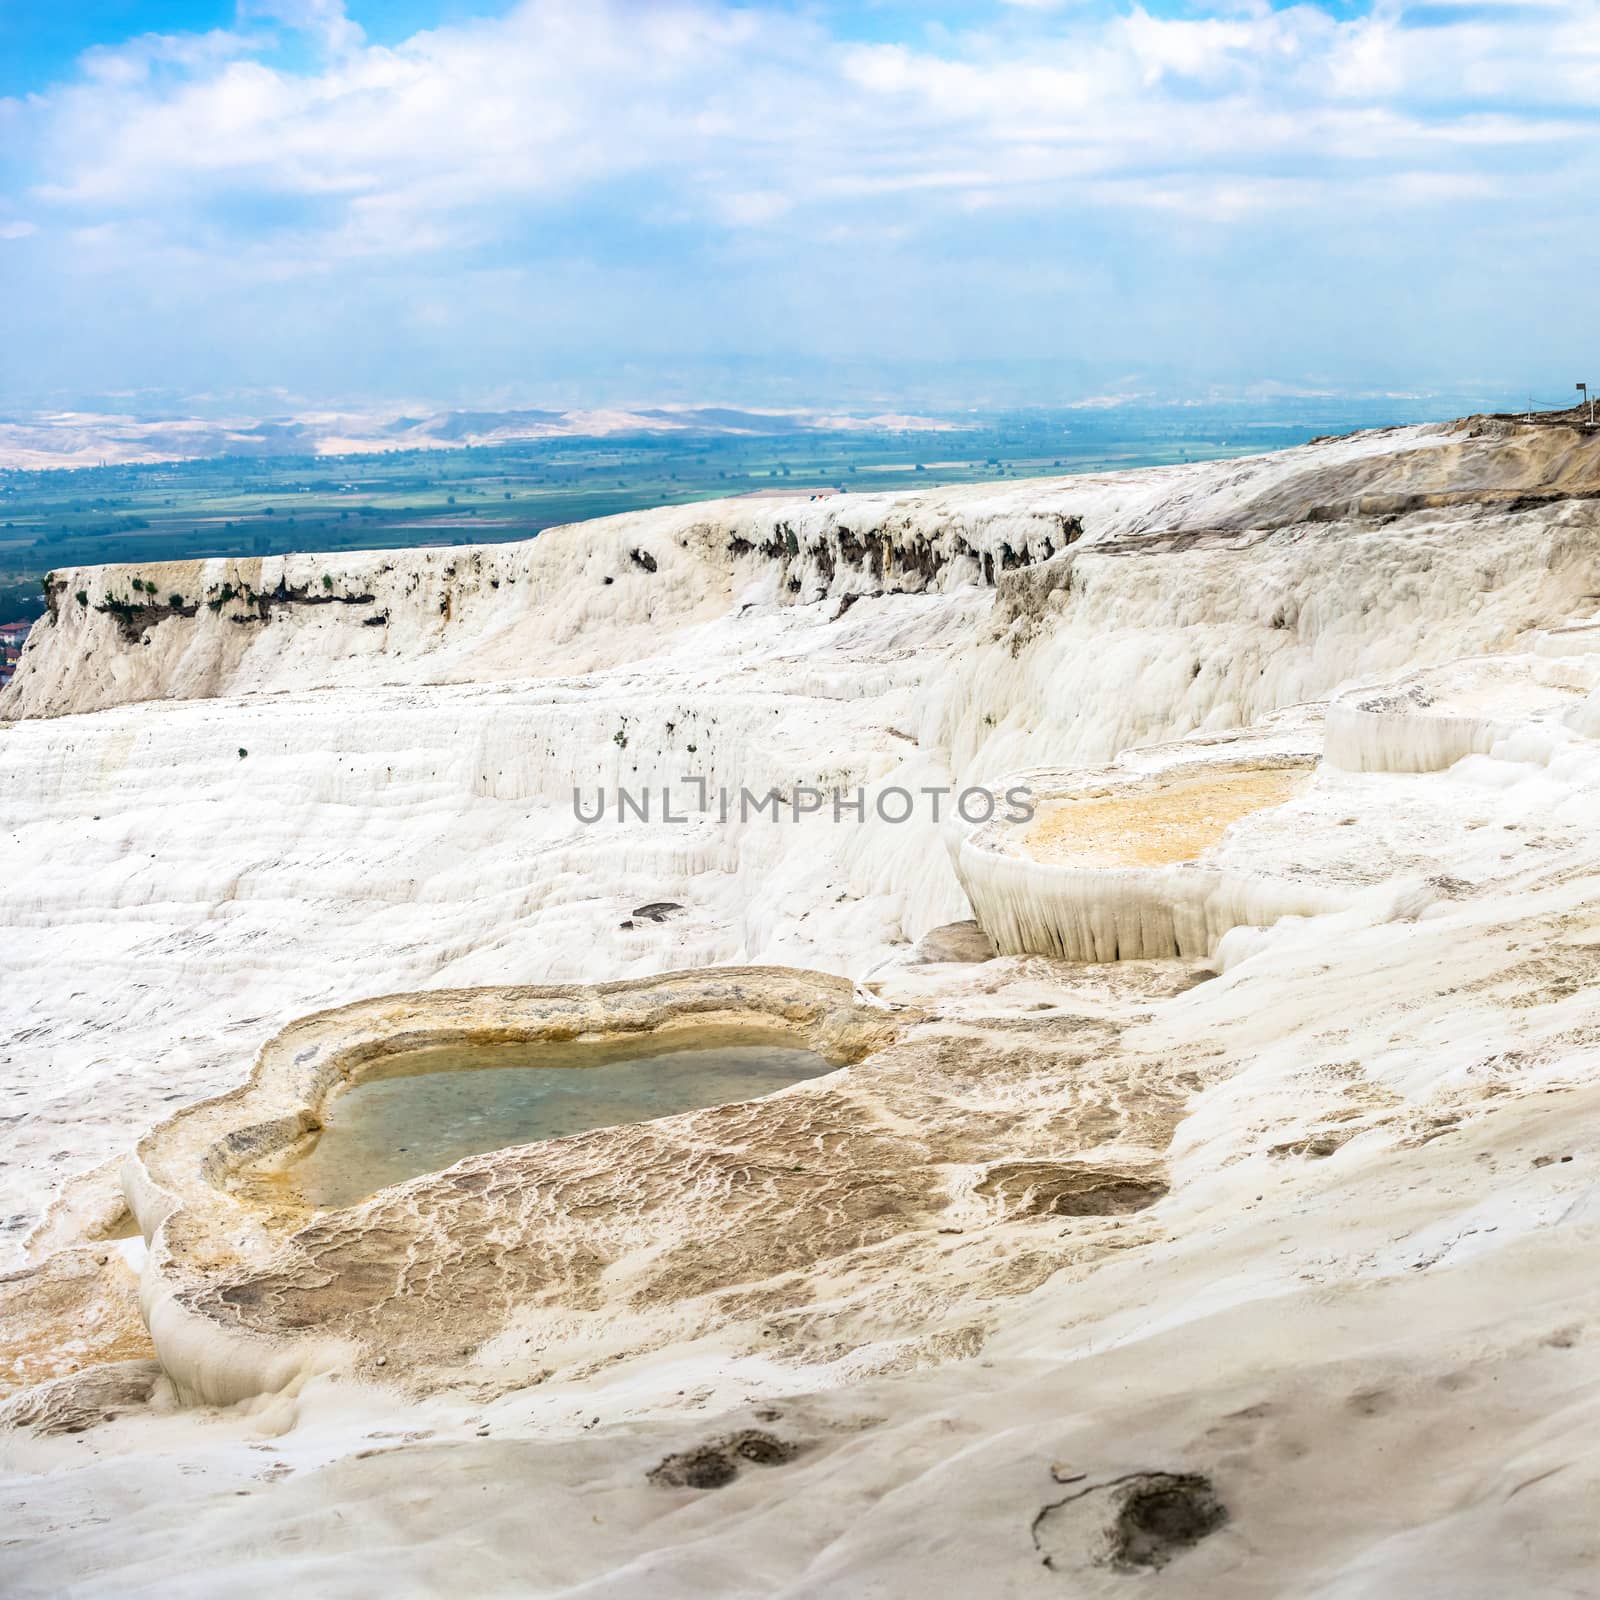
left=76, top=27, right=254, bottom=87
left=16, top=0, right=1598, bottom=261
left=238, top=0, right=365, bottom=54
left=4, top=0, right=1598, bottom=401
left=0, top=221, right=37, bottom=240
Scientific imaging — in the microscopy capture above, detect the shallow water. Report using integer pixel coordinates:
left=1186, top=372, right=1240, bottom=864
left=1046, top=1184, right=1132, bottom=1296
left=287, top=1033, right=835, bottom=1209
left=1024, top=768, right=1307, bottom=868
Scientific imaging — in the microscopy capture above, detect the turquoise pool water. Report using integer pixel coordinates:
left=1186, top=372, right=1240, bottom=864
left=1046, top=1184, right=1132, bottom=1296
left=287, top=1033, right=834, bottom=1208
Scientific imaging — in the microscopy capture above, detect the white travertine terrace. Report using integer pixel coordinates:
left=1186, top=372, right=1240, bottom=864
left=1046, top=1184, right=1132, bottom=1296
left=122, top=970, right=896, bottom=1406
left=1324, top=654, right=1599, bottom=773
left=951, top=726, right=1338, bottom=961
left=7, top=418, right=1600, bottom=1595
left=1534, top=617, right=1600, bottom=656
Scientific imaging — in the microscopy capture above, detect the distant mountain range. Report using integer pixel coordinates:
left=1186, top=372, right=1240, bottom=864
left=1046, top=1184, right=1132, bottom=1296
left=0, top=406, right=963, bottom=470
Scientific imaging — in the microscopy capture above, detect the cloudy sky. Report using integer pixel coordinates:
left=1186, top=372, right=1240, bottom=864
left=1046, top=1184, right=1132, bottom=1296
left=0, top=0, right=1595, bottom=411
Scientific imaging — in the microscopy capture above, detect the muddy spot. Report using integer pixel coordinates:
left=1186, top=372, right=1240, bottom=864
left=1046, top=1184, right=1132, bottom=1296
left=1033, top=1469, right=1227, bottom=1575
left=1109, top=1474, right=1228, bottom=1571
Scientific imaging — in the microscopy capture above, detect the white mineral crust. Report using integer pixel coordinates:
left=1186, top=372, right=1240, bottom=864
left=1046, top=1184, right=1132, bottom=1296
left=4, top=419, right=1600, bottom=1596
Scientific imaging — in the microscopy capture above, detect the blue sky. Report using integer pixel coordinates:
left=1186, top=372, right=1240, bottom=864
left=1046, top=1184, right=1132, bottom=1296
left=0, top=0, right=1377, bottom=85
left=0, top=0, right=1594, bottom=412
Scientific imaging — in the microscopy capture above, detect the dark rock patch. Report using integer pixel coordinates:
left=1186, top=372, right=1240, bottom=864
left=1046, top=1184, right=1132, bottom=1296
left=631, top=902, right=683, bottom=924
left=913, top=920, right=996, bottom=964
left=94, top=594, right=199, bottom=642
left=977, top=1162, right=1167, bottom=1219
left=0, top=1359, right=164, bottom=1437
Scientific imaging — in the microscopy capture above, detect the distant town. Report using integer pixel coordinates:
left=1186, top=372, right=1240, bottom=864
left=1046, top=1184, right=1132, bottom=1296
left=0, top=619, right=29, bottom=687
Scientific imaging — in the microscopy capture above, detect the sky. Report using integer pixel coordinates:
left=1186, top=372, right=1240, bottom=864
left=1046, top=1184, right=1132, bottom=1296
left=0, top=0, right=1596, bottom=413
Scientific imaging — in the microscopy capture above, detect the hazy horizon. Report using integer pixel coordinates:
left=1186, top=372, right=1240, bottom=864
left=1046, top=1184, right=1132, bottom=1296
left=0, top=388, right=1552, bottom=478
left=0, top=377, right=1558, bottom=424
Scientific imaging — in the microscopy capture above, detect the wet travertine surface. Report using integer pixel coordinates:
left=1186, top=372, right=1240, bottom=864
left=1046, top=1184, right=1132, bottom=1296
left=0, top=1249, right=154, bottom=1401
left=1023, top=768, right=1309, bottom=868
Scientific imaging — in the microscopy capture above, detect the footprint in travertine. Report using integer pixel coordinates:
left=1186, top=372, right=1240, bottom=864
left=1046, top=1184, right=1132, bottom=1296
left=1032, top=1471, right=1229, bottom=1575
left=647, top=1429, right=800, bottom=1489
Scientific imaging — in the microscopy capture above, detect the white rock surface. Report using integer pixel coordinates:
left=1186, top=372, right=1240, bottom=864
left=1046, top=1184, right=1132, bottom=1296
left=5, top=419, right=1600, bottom=1596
